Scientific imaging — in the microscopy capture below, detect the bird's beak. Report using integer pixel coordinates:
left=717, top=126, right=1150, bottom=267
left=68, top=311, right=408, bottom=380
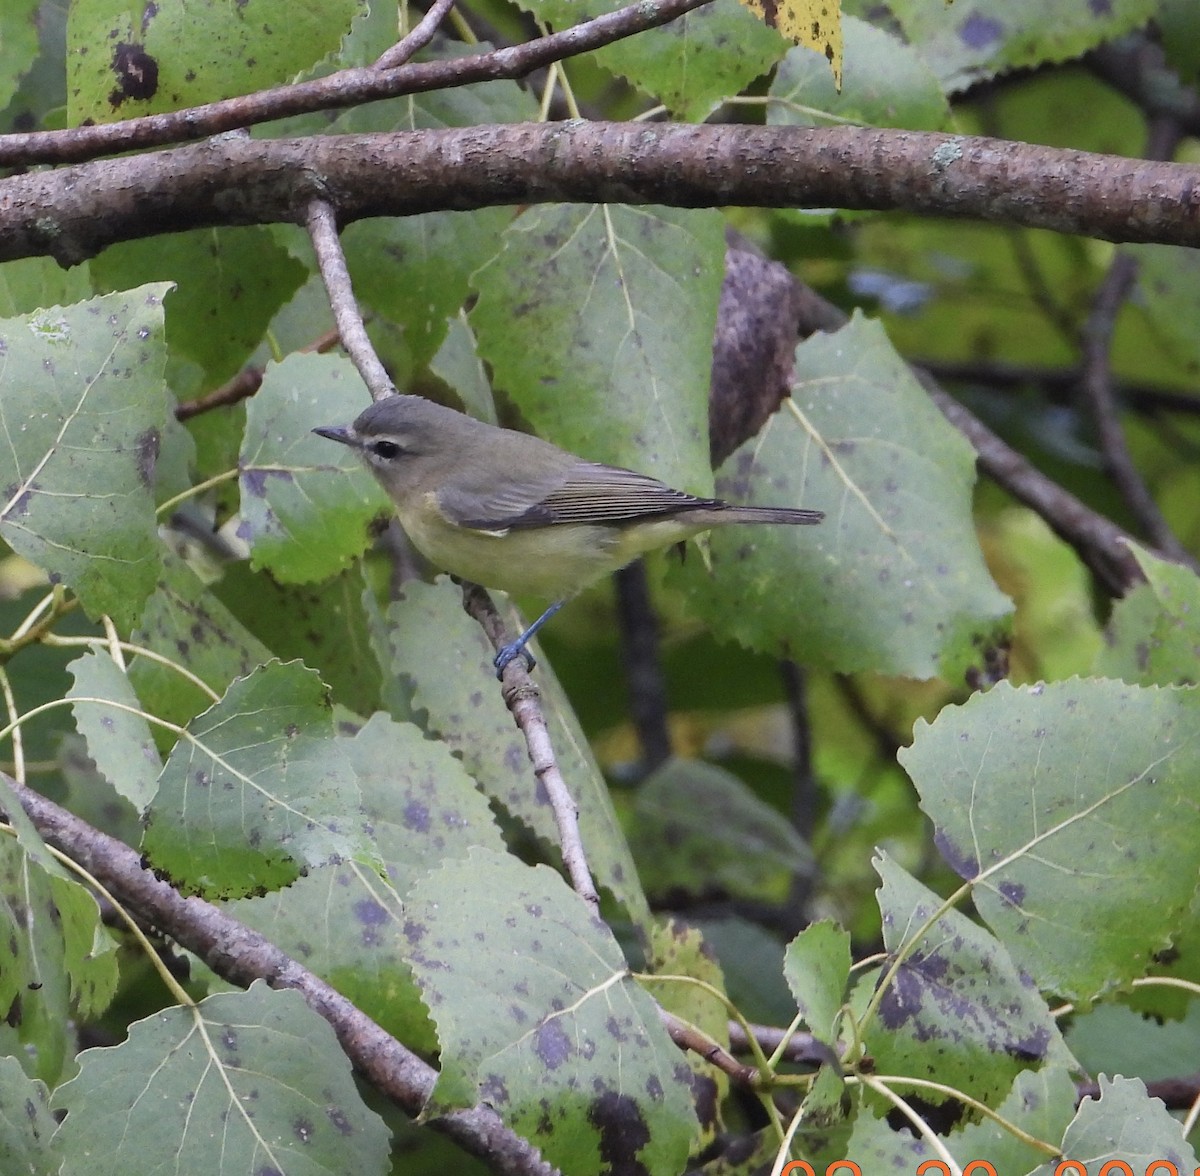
left=312, top=425, right=356, bottom=447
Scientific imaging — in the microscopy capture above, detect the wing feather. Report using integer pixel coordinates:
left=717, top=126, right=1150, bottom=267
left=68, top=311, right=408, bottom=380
left=443, top=461, right=722, bottom=531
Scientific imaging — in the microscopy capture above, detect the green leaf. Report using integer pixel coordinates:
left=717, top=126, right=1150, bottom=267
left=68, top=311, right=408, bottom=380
left=630, top=758, right=813, bottom=902
left=784, top=1063, right=852, bottom=1167
left=344, top=210, right=513, bottom=369
left=92, top=228, right=308, bottom=386
left=330, top=42, right=532, bottom=368
left=1128, top=243, right=1200, bottom=382
left=143, top=660, right=380, bottom=898
left=522, top=0, right=787, bottom=120
left=1027, top=1076, right=1197, bottom=1175
left=1067, top=1000, right=1200, bottom=1086
left=229, top=711, right=505, bottom=1052
left=68, top=650, right=162, bottom=812
left=594, top=0, right=788, bottom=121
left=783, top=920, right=851, bottom=1043
left=0, top=0, right=40, bottom=114
left=888, top=0, right=1154, bottom=93
left=677, top=313, right=1012, bottom=678
left=406, top=847, right=697, bottom=1174
left=0, top=286, right=172, bottom=628
left=53, top=982, right=391, bottom=1175
left=240, top=352, right=388, bottom=584
left=0, top=1054, right=57, bottom=1175
left=869, top=852, right=1070, bottom=1106
left=430, top=312, right=499, bottom=425
left=1095, top=543, right=1200, bottom=686
left=129, top=549, right=274, bottom=735
left=951, top=1066, right=1076, bottom=1174
left=382, top=579, right=650, bottom=926
left=0, top=258, right=91, bottom=317
left=768, top=17, right=949, bottom=130
left=214, top=562, right=383, bottom=717
left=844, top=1102, right=935, bottom=1171
left=900, top=678, right=1200, bottom=1002
left=66, top=0, right=363, bottom=124
left=471, top=204, right=726, bottom=490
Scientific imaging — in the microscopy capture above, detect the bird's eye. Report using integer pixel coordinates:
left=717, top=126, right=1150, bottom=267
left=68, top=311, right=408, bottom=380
left=370, top=440, right=401, bottom=460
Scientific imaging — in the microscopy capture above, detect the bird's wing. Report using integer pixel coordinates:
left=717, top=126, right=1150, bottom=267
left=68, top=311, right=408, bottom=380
left=442, top=461, right=719, bottom=531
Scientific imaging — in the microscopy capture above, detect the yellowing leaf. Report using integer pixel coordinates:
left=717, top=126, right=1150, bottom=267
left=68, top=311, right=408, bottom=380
left=739, top=0, right=843, bottom=85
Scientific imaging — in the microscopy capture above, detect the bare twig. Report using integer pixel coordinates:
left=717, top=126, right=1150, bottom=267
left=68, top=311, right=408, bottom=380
left=459, top=583, right=600, bottom=911
left=375, top=0, right=459, bottom=70
left=659, top=1008, right=759, bottom=1086
left=780, top=659, right=816, bottom=928
left=727, top=1020, right=842, bottom=1070
left=175, top=328, right=341, bottom=421
left=1077, top=252, right=1191, bottom=563
left=913, top=357, right=1200, bottom=417
left=0, top=0, right=715, bottom=168
left=1075, top=114, right=1196, bottom=570
left=306, top=200, right=394, bottom=403
left=3, top=773, right=558, bottom=1176
left=614, top=562, right=672, bottom=773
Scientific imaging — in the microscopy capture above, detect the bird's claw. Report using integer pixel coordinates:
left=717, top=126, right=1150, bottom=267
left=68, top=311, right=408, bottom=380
left=494, top=642, right=537, bottom=678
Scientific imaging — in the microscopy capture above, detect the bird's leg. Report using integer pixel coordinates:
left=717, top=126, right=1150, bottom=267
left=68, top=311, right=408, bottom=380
left=494, top=601, right=564, bottom=676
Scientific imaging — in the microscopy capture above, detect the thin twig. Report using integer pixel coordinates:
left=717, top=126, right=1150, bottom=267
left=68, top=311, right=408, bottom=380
left=459, top=583, right=600, bottom=911
left=0, top=0, right=715, bottom=168
left=658, top=1008, right=759, bottom=1086
left=1076, top=113, right=1196, bottom=568
left=1077, top=251, right=1191, bottom=561
left=780, top=659, right=816, bottom=928
left=306, top=200, right=394, bottom=403
left=727, top=1020, right=841, bottom=1070
left=375, top=0, right=459, bottom=70
left=175, top=328, right=342, bottom=421
left=3, top=772, right=559, bottom=1176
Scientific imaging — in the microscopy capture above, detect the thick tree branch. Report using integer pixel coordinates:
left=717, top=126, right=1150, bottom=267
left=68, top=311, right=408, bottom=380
left=3, top=773, right=558, bottom=1176
left=6, top=125, right=1200, bottom=268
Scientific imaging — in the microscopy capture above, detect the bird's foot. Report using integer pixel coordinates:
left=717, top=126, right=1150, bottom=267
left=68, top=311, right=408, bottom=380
left=494, top=641, right=536, bottom=677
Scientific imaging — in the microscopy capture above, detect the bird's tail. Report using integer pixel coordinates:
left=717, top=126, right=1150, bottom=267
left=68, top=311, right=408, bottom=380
left=719, top=505, right=824, bottom=526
